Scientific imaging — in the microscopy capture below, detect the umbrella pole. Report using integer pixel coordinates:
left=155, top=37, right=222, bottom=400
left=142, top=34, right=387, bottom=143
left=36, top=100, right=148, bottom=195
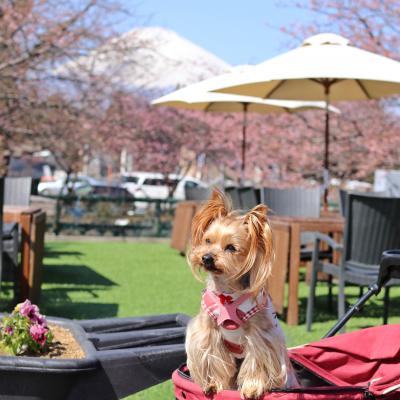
left=240, top=103, right=248, bottom=186
left=323, top=86, right=331, bottom=210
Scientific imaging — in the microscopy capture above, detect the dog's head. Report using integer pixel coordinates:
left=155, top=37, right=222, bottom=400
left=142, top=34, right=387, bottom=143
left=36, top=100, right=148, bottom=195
left=189, top=188, right=273, bottom=296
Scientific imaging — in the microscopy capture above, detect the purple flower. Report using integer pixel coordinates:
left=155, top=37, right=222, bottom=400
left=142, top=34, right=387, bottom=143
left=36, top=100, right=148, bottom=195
left=29, top=324, right=48, bottom=346
left=4, top=326, right=13, bottom=336
left=17, top=300, right=46, bottom=325
left=18, top=300, right=39, bottom=320
left=35, top=313, right=47, bottom=327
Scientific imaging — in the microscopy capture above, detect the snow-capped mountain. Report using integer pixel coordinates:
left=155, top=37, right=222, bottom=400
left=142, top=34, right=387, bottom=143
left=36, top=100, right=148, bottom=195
left=58, top=27, right=231, bottom=94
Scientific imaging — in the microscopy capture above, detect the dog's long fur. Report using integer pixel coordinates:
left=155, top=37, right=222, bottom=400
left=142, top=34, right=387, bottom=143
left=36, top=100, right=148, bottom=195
left=185, top=188, right=292, bottom=399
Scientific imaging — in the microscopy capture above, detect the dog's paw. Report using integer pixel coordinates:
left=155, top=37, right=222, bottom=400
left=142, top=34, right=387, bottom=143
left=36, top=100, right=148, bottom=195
left=240, top=380, right=266, bottom=399
left=203, top=382, right=218, bottom=396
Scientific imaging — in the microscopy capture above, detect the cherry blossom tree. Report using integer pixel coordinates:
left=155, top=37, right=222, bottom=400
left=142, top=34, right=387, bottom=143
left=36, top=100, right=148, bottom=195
left=0, top=0, right=143, bottom=176
left=97, top=91, right=243, bottom=190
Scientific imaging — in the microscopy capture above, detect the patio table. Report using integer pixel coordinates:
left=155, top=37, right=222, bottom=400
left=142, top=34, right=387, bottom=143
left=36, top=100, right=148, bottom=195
left=170, top=201, right=201, bottom=254
left=3, top=205, right=46, bottom=303
left=269, top=215, right=344, bottom=326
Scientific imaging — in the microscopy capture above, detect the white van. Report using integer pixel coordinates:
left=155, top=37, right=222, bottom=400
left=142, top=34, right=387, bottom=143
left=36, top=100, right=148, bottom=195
left=121, top=172, right=207, bottom=200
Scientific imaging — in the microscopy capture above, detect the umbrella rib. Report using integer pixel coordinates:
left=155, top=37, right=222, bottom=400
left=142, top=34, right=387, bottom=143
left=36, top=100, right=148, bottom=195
left=355, top=79, right=372, bottom=99
left=310, top=78, right=342, bottom=87
left=263, top=80, right=285, bottom=99
left=205, top=102, right=215, bottom=112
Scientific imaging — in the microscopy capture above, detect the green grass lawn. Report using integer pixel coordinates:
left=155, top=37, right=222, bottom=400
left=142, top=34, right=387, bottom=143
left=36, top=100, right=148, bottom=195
left=3, top=241, right=399, bottom=399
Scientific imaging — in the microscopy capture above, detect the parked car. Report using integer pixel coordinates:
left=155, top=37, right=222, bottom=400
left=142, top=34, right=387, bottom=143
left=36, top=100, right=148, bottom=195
left=121, top=172, right=208, bottom=200
left=37, top=176, right=104, bottom=196
left=8, top=156, right=56, bottom=195
left=75, top=184, right=134, bottom=199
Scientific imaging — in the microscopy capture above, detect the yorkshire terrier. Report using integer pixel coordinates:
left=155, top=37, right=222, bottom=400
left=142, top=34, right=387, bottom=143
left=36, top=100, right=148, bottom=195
left=185, top=188, right=297, bottom=399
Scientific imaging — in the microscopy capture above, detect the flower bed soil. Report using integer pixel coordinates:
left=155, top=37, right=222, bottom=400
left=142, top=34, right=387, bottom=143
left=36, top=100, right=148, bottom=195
left=0, top=324, right=85, bottom=359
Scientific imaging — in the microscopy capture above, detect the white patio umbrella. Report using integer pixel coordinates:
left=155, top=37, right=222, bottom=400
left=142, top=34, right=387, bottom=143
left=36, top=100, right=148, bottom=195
left=211, top=33, right=400, bottom=200
left=152, top=86, right=338, bottom=182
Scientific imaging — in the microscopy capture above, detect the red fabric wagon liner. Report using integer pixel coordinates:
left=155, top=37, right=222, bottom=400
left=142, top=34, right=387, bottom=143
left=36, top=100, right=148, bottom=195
left=173, top=325, right=400, bottom=400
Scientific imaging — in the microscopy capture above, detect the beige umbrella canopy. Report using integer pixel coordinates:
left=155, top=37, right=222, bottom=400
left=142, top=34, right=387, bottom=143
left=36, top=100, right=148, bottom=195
left=152, top=86, right=338, bottom=181
left=211, top=33, right=400, bottom=199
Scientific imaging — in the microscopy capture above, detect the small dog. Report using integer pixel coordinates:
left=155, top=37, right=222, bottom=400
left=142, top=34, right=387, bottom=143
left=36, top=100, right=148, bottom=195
left=186, top=189, right=297, bottom=399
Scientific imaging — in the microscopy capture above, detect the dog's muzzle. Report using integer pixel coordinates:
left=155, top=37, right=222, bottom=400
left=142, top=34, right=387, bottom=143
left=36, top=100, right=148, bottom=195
left=202, top=253, right=216, bottom=271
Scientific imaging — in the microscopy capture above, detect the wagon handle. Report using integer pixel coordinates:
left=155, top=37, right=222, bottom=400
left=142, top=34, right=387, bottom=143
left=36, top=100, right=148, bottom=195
left=324, top=250, right=400, bottom=338
left=377, top=250, right=400, bottom=289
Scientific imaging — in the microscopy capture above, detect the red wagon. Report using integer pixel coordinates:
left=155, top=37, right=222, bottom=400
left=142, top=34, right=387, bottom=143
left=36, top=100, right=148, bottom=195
left=173, top=251, right=400, bottom=400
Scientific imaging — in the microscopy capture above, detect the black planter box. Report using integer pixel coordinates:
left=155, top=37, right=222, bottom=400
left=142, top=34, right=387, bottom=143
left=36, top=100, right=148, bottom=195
left=0, top=313, right=190, bottom=400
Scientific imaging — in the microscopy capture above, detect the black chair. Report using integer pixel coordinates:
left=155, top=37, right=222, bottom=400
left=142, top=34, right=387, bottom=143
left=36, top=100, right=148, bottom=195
left=261, top=186, right=321, bottom=218
left=224, top=186, right=261, bottom=211
left=0, top=178, right=20, bottom=300
left=4, top=176, right=32, bottom=206
left=338, top=188, right=347, bottom=217
left=238, top=187, right=260, bottom=210
left=224, top=187, right=241, bottom=209
left=306, top=192, right=400, bottom=331
left=184, top=186, right=211, bottom=201
left=261, top=186, right=327, bottom=261
left=339, top=189, right=387, bottom=217
left=385, top=171, right=400, bottom=197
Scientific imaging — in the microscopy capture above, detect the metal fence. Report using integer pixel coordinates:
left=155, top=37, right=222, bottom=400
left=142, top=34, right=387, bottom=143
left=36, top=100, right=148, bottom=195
left=41, top=195, right=178, bottom=237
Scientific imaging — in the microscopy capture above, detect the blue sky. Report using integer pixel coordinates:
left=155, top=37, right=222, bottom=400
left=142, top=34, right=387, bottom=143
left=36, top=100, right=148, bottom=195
left=119, top=1, right=315, bottom=66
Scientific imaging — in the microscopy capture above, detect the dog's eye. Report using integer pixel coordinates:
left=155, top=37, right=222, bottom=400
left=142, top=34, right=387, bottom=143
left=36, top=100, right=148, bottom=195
left=225, top=244, right=236, bottom=253
left=205, top=238, right=211, bottom=244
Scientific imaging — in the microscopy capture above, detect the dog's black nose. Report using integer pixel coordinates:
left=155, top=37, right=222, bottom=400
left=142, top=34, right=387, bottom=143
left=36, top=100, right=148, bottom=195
left=202, top=253, right=215, bottom=267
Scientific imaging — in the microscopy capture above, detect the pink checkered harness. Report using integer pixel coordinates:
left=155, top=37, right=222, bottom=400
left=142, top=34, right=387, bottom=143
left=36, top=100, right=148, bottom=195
left=202, top=289, right=275, bottom=356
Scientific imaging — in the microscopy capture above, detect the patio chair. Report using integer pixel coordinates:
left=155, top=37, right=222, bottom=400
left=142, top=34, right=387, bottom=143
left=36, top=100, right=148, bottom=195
left=338, top=189, right=347, bottom=217
left=261, top=186, right=321, bottom=218
left=224, top=187, right=261, bottom=210
left=4, top=176, right=32, bottom=206
left=261, top=186, right=327, bottom=260
left=184, top=186, right=211, bottom=201
left=386, top=171, right=400, bottom=197
left=262, top=186, right=334, bottom=307
left=0, top=178, right=20, bottom=299
left=339, top=189, right=388, bottom=217
left=238, top=187, right=260, bottom=210
left=224, top=187, right=241, bottom=209
left=306, top=192, right=400, bottom=331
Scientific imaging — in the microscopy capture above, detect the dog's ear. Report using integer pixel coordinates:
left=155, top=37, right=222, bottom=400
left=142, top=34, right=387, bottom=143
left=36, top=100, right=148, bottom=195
left=191, top=188, right=231, bottom=246
left=241, top=204, right=273, bottom=297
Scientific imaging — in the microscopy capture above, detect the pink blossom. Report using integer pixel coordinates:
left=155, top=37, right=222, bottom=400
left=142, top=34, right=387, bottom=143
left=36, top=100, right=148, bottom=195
left=17, top=300, right=47, bottom=326
left=34, top=314, right=47, bottom=327
left=29, top=324, right=48, bottom=347
left=19, top=300, right=39, bottom=319
left=4, top=326, right=13, bottom=336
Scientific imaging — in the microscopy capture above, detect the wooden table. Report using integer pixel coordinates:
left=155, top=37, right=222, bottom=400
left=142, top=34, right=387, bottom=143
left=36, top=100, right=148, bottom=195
left=3, top=206, right=46, bottom=303
left=170, top=201, right=202, bottom=255
left=270, top=215, right=344, bottom=326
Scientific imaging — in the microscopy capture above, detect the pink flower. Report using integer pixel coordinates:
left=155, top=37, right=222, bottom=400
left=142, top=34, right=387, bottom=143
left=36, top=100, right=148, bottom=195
left=29, top=324, right=48, bottom=347
left=35, top=314, right=47, bottom=327
left=17, top=300, right=47, bottom=326
left=19, top=300, right=39, bottom=320
left=4, top=326, right=13, bottom=336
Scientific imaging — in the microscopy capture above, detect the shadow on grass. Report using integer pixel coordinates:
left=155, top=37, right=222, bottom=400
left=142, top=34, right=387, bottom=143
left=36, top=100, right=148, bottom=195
left=40, top=296, right=119, bottom=319
left=0, top=283, right=16, bottom=312
left=40, top=263, right=119, bottom=319
left=296, top=289, right=400, bottom=326
left=43, top=264, right=116, bottom=286
left=44, top=248, right=84, bottom=259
